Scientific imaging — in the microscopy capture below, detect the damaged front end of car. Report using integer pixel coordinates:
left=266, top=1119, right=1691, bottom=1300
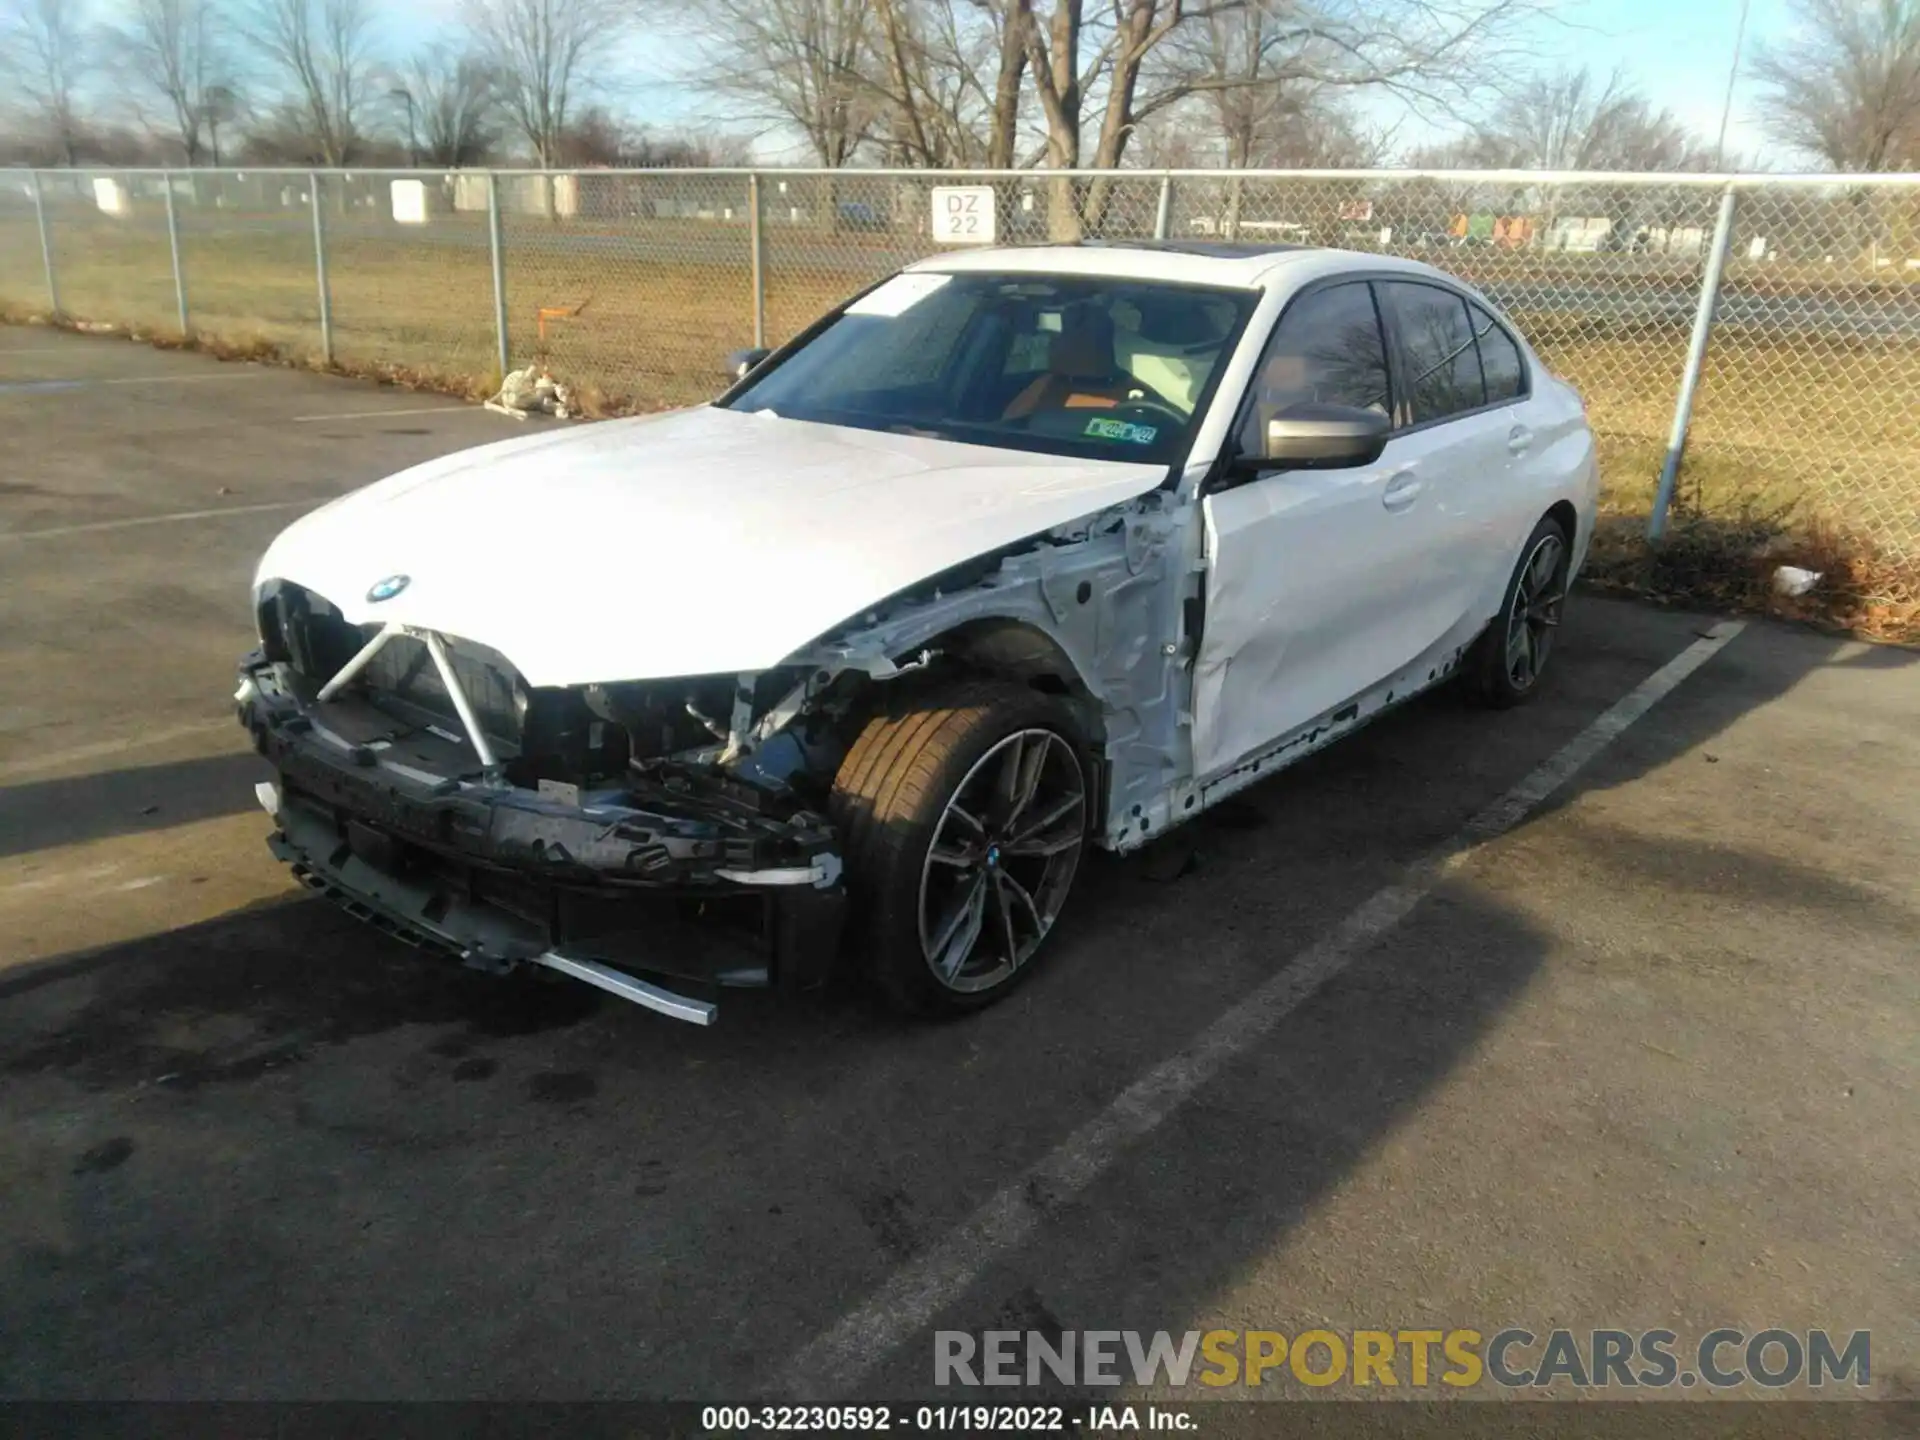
left=239, top=478, right=1194, bottom=1024
left=236, top=583, right=856, bottom=1025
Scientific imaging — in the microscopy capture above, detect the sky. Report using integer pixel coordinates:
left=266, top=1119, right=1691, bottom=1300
left=385, top=0, right=1798, bottom=168
left=1341, top=0, right=1793, bottom=168
left=1515, top=0, right=1789, bottom=162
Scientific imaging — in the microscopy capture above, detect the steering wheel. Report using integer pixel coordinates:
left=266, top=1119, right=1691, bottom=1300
left=1110, top=397, right=1186, bottom=428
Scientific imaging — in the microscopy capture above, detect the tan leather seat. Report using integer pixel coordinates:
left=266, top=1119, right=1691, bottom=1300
left=1002, top=307, right=1140, bottom=420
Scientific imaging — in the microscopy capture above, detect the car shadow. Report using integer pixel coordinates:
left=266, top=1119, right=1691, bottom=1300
left=0, top=749, right=270, bottom=860
left=0, top=601, right=1912, bottom=1399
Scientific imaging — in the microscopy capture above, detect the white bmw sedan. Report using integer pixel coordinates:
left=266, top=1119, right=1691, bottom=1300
left=237, top=241, right=1598, bottom=1023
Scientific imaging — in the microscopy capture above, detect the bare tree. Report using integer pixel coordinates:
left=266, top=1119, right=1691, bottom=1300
left=1131, top=103, right=1213, bottom=165
left=1406, top=67, right=1718, bottom=258
left=241, top=0, right=376, bottom=165
left=688, top=0, right=1526, bottom=182
left=1175, top=6, right=1389, bottom=167
left=202, top=79, right=239, bottom=161
left=981, top=0, right=1031, bottom=168
left=628, top=126, right=751, bottom=166
left=1145, top=0, right=1543, bottom=172
left=867, top=0, right=1005, bottom=165
left=1008, top=0, right=1533, bottom=236
left=1464, top=65, right=1710, bottom=171
left=551, top=102, right=629, bottom=164
left=548, top=108, right=751, bottom=165
left=701, top=0, right=1021, bottom=169
left=394, top=47, right=499, bottom=167
left=1021, top=0, right=1084, bottom=171
left=117, top=0, right=231, bottom=163
left=698, top=0, right=876, bottom=165
left=867, top=0, right=1049, bottom=167
left=1027, top=0, right=1539, bottom=175
left=1, top=0, right=94, bottom=164
left=468, top=0, right=629, bottom=168
left=1753, top=0, right=1920, bottom=171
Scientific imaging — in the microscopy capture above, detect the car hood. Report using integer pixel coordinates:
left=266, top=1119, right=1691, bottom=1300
left=256, top=405, right=1166, bottom=686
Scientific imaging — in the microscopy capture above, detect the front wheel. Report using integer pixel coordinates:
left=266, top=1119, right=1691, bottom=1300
left=1465, top=514, right=1571, bottom=708
left=829, top=684, right=1090, bottom=1015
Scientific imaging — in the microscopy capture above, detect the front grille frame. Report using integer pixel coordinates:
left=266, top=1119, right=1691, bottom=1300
left=356, top=627, right=524, bottom=752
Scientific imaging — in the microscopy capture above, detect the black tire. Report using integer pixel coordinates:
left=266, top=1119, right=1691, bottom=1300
left=829, top=681, right=1090, bottom=1015
left=1464, top=513, right=1572, bottom=709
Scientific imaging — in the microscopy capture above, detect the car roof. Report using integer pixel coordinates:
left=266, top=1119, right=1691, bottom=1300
left=904, top=241, right=1457, bottom=292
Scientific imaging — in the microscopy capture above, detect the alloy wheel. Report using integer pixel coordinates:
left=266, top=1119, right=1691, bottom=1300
left=916, top=728, right=1087, bottom=994
left=1505, top=532, right=1567, bottom=691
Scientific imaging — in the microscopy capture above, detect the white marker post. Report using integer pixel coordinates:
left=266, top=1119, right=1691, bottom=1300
left=930, top=186, right=997, bottom=245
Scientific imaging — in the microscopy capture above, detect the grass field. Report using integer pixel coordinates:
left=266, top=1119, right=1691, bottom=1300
left=5, top=212, right=1915, bottom=637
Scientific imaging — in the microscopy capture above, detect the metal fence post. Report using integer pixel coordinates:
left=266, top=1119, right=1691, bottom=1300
left=1650, top=184, right=1739, bottom=540
left=29, top=171, right=60, bottom=315
left=1153, top=175, right=1173, bottom=239
left=308, top=171, right=334, bottom=364
left=487, top=172, right=510, bottom=380
left=748, top=172, right=766, bottom=349
left=162, top=171, right=189, bottom=335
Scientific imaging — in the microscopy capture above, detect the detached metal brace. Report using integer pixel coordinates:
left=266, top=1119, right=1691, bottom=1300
left=314, top=621, right=499, bottom=771
left=529, top=951, right=718, bottom=1026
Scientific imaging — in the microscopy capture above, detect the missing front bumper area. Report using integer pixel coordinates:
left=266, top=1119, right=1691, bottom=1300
left=240, top=649, right=846, bottom=1025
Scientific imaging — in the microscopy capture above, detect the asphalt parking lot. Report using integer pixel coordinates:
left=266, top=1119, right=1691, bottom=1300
left=1, top=327, right=1916, bottom=1414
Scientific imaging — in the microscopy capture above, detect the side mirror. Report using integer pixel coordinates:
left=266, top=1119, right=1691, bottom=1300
left=725, top=346, right=772, bottom=382
left=1255, top=403, right=1390, bottom=470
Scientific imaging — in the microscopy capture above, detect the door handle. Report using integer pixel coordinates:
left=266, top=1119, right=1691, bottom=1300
left=1382, top=471, right=1422, bottom=511
left=1507, top=424, right=1534, bottom=456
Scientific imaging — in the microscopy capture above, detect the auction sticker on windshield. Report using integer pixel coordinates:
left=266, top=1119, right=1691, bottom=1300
left=1084, top=417, right=1158, bottom=445
left=846, top=273, right=954, bottom=317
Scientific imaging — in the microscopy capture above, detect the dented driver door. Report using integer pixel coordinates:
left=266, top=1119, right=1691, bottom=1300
left=1188, top=279, right=1439, bottom=782
left=1189, top=448, right=1434, bottom=781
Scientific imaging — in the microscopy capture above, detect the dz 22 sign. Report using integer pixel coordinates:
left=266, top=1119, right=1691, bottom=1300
left=931, top=186, right=997, bottom=245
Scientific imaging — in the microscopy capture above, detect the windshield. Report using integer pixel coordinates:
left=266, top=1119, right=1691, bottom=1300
left=721, top=272, right=1255, bottom=465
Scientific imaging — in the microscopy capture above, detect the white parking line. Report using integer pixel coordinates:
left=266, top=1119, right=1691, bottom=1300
left=0, top=863, right=124, bottom=896
left=777, top=620, right=1749, bottom=1401
left=290, top=405, right=486, bottom=422
left=0, top=372, right=269, bottom=391
left=0, top=499, right=314, bottom=543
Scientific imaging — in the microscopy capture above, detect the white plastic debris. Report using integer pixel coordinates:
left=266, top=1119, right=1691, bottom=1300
left=1772, top=565, right=1824, bottom=597
left=485, top=364, right=576, bottom=421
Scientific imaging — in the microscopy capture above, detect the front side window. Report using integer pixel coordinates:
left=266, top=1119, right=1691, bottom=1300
left=723, top=272, right=1254, bottom=465
left=1235, top=281, right=1391, bottom=456
left=1384, top=282, right=1485, bottom=424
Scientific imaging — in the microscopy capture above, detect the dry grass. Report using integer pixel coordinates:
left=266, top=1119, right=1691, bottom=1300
left=1583, top=511, right=1920, bottom=643
left=4, top=215, right=1915, bottom=642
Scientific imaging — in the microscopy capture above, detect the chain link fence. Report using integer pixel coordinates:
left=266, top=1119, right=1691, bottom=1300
left=4, top=165, right=1916, bottom=621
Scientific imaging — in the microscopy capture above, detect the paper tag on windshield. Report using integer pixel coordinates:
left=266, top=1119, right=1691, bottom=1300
left=846, top=273, right=953, bottom=318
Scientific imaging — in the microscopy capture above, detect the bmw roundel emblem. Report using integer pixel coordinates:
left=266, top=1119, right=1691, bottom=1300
left=366, top=574, right=410, bottom=603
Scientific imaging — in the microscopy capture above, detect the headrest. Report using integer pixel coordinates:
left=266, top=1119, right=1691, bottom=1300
left=1050, top=306, right=1117, bottom=379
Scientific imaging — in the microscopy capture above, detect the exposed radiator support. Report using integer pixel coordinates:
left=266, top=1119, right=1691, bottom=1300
left=313, top=621, right=501, bottom=772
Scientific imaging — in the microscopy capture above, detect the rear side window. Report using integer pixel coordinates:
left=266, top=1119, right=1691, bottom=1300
left=1383, top=282, right=1485, bottom=424
left=1236, top=281, right=1391, bottom=455
left=1471, top=302, right=1527, bottom=403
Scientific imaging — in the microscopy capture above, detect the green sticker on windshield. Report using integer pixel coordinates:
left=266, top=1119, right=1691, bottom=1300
left=1083, top=416, right=1158, bottom=445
